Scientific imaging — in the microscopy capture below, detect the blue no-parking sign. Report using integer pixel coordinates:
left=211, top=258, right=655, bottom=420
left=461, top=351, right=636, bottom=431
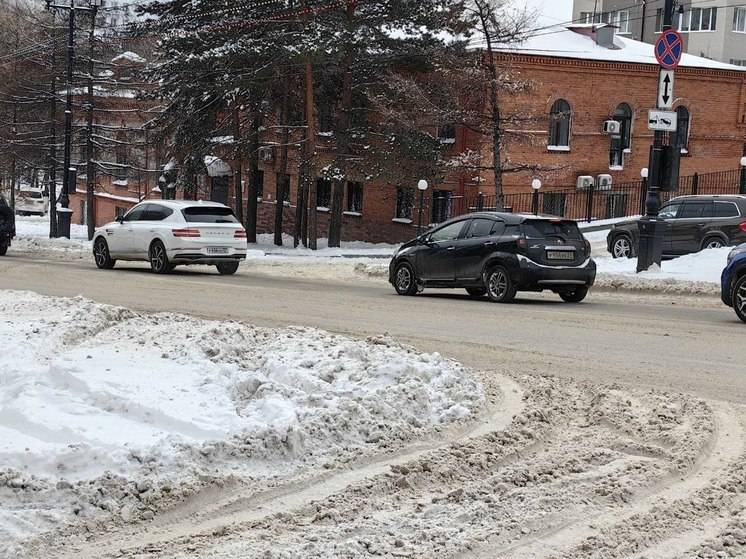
left=655, top=29, right=683, bottom=70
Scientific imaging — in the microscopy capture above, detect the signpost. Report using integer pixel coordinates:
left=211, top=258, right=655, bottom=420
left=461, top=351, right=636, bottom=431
left=657, top=70, right=675, bottom=109
left=648, top=109, right=678, bottom=132
left=638, top=0, right=682, bottom=273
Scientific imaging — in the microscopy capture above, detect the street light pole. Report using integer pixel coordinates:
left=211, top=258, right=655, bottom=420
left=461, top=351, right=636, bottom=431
left=531, top=178, right=542, bottom=215
left=417, top=179, right=428, bottom=235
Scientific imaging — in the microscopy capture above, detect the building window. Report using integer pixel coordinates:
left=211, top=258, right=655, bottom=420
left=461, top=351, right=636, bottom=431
left=731, top=59, right=746, bottom=67
left=395, top=187, right=414, bottom=220
left=276, top=173, right=291, bottom=203
left=670, top=106, right=691, bottom=152
left=254, top=169, right=264, bottom=198
left=437, top=123, right=456, bottom=145
left=115, top=206, right=127, bottom=218
left=316, top=178, right=331, bottom=208
left=115, top=146, right=128, bottom=181
left=610, top=103, right=633, bottom=169
left=549, top=99, right=571, bottom=149
left=734, top=8, right=746, bottom=33
left=655, top=9, right=663, bottom=32
left=346, top=181, right=363, bottom=213
left=680, top=7, right=718, bottom=32
left=431, top=190, right=453, bottom=223
left=617, top=10, right=630, bottom=33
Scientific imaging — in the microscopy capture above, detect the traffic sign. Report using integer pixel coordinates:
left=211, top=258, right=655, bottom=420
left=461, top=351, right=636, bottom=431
left=655, top=29, right=683, bottom=70
left=658, top=69, right=675, bottom=109
left=648, top=109, right=678, bottom=132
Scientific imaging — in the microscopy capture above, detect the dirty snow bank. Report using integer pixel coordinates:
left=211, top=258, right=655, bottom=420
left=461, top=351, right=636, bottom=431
left=0, top=290, right=484, bottom=555
left=12, top=215, right=90, bottom=257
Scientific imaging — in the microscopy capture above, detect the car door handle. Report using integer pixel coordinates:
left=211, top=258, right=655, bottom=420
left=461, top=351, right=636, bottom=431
left=447, top=246, right=456, bottom=251
left=484, top=241, right=496, bottom=247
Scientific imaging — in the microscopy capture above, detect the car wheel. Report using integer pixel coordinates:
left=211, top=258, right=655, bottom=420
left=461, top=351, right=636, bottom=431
left=466, top=287, right=487, bottom=298
left=485, top=265, right=516, bottom=303
left=611, top=235, right=634, bottom=259
left=559, top=286, right=589, bottom=303
left=149, top=240, right=173, bottom=274
left=393, top=262, right=418, bottom=296
left=93, top=238, right=115, bottom=269
left=216, top=261, right=240, bottom=275
left=733, top=275, right=746, bottom=324
left=701, top=237, right=726, bottom=251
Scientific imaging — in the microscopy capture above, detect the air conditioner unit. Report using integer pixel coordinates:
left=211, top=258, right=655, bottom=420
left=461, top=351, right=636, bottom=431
left=259, top=146, right=274, bottom=162
left=603, top=120, right=621, bottom=135
left=576, top=175, right=594, bottom=190
left=597, top=174, right=613, bottom=191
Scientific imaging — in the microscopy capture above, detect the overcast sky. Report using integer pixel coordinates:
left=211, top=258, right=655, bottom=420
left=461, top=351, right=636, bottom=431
left=525, top=0, right=573, bottom=23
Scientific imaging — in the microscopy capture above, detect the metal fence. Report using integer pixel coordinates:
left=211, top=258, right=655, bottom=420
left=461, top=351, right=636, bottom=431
left=445, top=168, right=746, bottom=224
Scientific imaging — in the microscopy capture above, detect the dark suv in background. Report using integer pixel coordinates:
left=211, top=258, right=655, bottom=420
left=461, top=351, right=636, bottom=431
left=607, top=195, right=746, bottom=259
left=389, top=213, right=596, bottom=303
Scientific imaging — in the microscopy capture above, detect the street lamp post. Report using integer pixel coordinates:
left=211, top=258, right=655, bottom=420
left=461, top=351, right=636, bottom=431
left=640, top=167, right=649, bottom=215
left=531, top=179, right=542, bottom=215
left=417, top=179, right=428, bottom=235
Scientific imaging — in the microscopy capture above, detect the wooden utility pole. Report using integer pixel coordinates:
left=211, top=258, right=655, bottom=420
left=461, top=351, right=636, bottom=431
left=303, top=1, right=318, bottom=250
left=85, top=2, right=98, bottom=240
left=48, top=10, right=58, bottom=238
left=233, top=106, right=244, bottom=223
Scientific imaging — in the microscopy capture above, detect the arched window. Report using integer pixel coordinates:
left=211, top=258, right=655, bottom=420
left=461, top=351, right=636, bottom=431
left=671, top=106, right=691, bottom=152
left=549, top=99, right=571, bottom=149
left=610, top=103, right=633, bottom=168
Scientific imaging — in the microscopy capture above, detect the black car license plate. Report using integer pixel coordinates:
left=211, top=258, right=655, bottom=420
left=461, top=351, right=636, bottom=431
left=546, top=250, right=575, bottom=261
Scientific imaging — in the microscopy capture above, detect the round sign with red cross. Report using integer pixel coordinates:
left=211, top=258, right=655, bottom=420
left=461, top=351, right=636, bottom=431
left=655, top=29, right=683, bottom=70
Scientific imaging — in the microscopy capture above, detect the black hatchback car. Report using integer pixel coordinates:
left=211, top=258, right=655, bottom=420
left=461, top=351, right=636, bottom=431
left=607, top=195, right=746, bottom=259
left=389, top=213, right=596, bottom=303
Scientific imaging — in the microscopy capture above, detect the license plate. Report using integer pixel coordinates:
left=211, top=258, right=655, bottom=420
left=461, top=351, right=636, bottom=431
left=206, top=247, right=229, bottom=255
left=547, top=251, right=575, bottom=261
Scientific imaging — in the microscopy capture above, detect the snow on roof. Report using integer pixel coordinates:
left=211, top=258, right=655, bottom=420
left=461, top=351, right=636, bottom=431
left=486, top=25, right=746, bottom=72
left=111, top=51, right=147, bottom=65
left=204, top=155, right=232, bottom=177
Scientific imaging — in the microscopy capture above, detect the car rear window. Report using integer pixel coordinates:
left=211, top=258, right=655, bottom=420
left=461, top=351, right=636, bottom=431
left=714, top=202, right=740, bottom=218
left=182, top=207, right=238, bottom=223
left=521, top=220, right=582, bottom=240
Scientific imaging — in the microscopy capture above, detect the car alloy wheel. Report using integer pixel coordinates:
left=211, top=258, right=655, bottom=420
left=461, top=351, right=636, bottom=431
left=734, top=276, right=746, bottom=323
left=486, top=266, right=516, bottom=303
left=93, top=238, right=114, bottom=269
left=704, top=238, right=725, bottom=250
left=149, top=241, right=172, bottom=274
left=612, top=236, right=632, bottom=258
left=393, top=263, right=418, bottom=296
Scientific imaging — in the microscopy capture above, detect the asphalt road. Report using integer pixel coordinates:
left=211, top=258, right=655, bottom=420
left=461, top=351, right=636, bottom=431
left=1, top=253, right=744, bottom=404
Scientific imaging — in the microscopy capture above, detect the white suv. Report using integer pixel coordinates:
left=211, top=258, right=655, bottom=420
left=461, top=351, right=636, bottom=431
left=93, top=200, right=248, bottom=275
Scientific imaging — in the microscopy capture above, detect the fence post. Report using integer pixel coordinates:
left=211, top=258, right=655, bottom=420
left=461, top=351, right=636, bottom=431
left=692, top=172, right=699, bottom=195
left=476, top=192, right=484, bottom=212
left=741, top=166, right=746, bottom=195
left=585, top=180, right=595, bottom=223
left=639, top=178, right=647, bottom=216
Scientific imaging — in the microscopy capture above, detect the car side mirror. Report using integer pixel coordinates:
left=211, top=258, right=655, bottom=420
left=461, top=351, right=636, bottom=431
left=116, top=215, right=125, bottom=224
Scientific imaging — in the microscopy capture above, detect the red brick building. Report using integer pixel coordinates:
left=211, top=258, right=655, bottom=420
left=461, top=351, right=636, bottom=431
left=72, top=26, right=746, bottom=244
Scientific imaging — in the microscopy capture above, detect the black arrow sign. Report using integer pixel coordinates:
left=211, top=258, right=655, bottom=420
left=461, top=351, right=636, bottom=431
left=662, top=74, right=671, bottom=105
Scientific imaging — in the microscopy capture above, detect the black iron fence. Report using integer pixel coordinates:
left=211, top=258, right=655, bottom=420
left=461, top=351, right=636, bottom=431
left=445, top=168, right=746, bottom=224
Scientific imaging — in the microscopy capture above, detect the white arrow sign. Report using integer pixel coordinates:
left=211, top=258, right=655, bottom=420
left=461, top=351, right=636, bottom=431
left=658, top=70, right=675, bottom=109
left=648, top=109, right=678, bottom=132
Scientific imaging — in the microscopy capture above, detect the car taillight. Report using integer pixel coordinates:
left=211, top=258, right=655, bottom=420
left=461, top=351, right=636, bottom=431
left=585, top=239, right=591, bottom=254
left=740, top=222, right=746, bottom=233
left=172, top=228, right=201, bottom=238
left=234, top=229, right=247, bottom=239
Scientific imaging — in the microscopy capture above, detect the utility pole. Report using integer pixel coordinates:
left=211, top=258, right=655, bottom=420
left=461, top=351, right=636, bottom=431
left=637, top=0, right=675, bottom=272
left=303, top=0, right=317, bottom=250
left=48, top=10, right=58, bottom=238
left=85, top=1, right=98, bottom=240
left=233, top=106, right=244, bottom=224
left=640, top=0, right=647, bottom=42
left=61, top=0, right=75, bottom=211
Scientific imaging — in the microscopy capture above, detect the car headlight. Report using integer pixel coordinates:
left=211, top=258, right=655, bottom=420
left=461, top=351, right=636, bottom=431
left=728, top=245, right=746, bottom=264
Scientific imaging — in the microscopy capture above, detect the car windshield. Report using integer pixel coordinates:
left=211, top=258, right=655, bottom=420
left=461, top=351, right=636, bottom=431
left=182, top=207, right=238, bottom=224
left=522, top=220, right=582, bottom=240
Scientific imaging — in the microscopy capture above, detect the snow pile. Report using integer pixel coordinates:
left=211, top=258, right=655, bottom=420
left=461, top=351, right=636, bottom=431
left=11, top=215, right=90, bottom=258
left=0, top=291, right=484, bottom=551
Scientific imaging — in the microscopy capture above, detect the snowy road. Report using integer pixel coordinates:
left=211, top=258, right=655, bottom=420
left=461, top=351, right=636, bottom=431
left=0, top=253, right=743, bottom=405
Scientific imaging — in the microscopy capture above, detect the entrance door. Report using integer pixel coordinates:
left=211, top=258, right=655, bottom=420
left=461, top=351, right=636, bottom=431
left=211, top=176, right=230, bottom=205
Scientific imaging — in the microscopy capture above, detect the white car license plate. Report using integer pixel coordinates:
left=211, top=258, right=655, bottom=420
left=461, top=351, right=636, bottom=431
left=206, top=247, right=230, bottom=255
left=546, top=250, right=575, bottom=261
